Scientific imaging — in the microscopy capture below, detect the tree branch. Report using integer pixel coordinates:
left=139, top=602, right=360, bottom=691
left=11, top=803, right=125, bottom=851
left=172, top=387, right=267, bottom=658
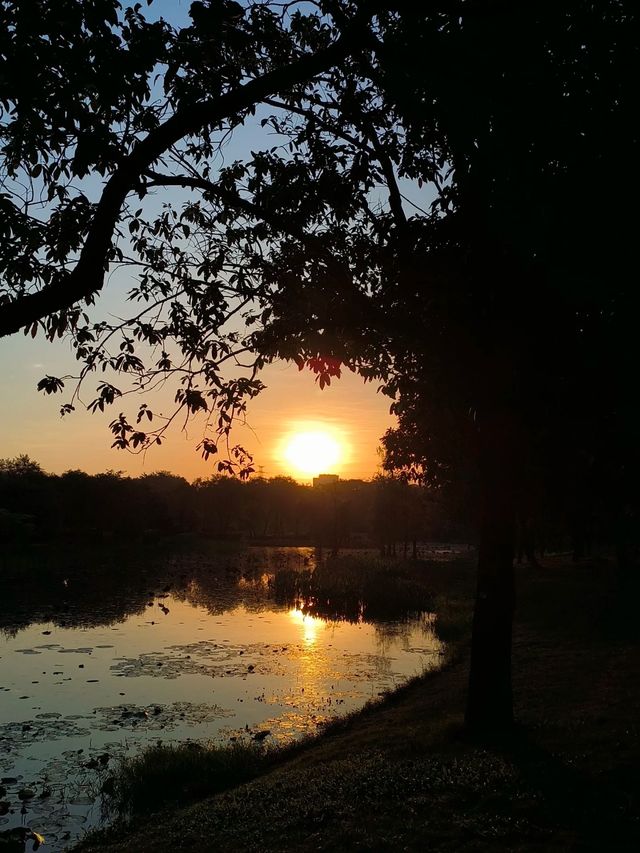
left=364, top=121, right=407, bottom=229
left=0, top=18, right=371, bottom=339
left=143, top=171, right=344, bottom=264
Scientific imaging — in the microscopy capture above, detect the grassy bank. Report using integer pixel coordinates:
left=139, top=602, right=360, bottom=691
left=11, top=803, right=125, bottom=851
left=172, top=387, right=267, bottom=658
left=76, top=556, right=640, bottom=852
left=101, top=741, right=272, bottom=818
left=97, top=557, right=473, bottom=822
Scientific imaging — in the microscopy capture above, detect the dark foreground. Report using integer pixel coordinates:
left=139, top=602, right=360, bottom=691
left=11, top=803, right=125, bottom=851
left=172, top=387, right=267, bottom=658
left=76, top=556, right=640, bottom=852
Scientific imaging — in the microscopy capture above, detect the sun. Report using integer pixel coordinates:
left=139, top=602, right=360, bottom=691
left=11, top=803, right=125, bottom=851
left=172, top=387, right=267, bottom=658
left=282, top=429, right=343, bottom=477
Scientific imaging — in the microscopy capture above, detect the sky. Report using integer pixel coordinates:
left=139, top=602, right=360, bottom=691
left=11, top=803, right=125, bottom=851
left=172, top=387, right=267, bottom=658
left=0, top=0, right=427, bottom=484
left=0, top=332, right=394, bottom=483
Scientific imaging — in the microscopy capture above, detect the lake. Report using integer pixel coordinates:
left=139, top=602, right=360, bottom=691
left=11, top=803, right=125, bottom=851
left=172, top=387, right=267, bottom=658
left=0, top=543, right=451, bottom=850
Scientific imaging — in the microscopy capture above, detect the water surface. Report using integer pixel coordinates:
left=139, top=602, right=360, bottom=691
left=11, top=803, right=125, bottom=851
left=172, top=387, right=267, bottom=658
left=0, top=545, right=445, bottom=849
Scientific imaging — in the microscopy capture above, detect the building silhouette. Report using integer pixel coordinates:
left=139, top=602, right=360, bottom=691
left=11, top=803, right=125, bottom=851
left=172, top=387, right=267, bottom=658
left=312, top=473, right=339, bottom=488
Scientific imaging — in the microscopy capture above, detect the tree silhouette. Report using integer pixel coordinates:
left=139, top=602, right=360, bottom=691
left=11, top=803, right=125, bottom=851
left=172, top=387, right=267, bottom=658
left=370, top=0, right=640, bottom=730
left=1, top=1, right=638, bottom=733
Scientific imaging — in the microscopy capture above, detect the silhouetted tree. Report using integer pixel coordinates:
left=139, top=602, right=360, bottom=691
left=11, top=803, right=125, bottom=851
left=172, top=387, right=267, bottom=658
left=369, top=1, right=640, bottom=730
left=1, top=1, right=638, bottom=735
left=257, top=2, right=640, bottom=730
left=140, top=471, right=194, bottom=532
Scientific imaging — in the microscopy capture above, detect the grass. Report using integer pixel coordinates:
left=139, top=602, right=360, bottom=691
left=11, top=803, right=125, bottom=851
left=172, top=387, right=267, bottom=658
left=84, top=657, right=474, bottom=851
left=432, top=592, right=474, bottom=646
left=78, top=557, right=476, bottom=848
left=101, top=741, right=272, bottom=818
left=100, top=584, right=470, bottom=824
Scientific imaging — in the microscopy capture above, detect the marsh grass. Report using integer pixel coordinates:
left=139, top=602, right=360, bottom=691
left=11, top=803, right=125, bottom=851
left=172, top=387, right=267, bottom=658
left=102, top=740, right=273, bottom=817
left=101, top=722, right=366, bottom=820
left=94, top=555, right=475, bottom=830
left=75, top=557, right=640, bottom=853
left=100, top=686, right=460, bottom=823
left=100, top=580, right=473, bottom=823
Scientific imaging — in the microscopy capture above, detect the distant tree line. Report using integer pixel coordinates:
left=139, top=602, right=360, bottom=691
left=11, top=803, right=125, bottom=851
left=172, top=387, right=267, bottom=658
left=0, top=455, right=473, bottom=550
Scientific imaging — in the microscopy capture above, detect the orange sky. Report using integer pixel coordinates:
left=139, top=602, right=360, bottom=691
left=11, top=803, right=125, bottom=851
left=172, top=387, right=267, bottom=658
left=0, top=332, right=394, bottom=482
left=0, top=10, right=413, bottom=486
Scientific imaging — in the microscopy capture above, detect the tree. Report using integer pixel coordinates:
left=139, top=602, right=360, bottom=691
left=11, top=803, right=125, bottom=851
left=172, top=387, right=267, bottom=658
left=0, top=0, right=382, bottom=472
left=254, top=0, right=640, bottom=730
left=1, top=0, right=638, bottom=733
left=371, top=0, right=640, bottom=730
left=0, top=454, right=49, bottom=538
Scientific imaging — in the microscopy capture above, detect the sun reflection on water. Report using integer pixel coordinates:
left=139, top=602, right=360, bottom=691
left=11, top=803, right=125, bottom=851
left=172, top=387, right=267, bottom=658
left=288, top=607, right=320, bottom=646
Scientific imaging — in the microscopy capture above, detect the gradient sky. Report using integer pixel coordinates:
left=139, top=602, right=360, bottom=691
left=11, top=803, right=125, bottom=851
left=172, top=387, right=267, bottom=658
left=0, top=0, right=435, bottom=483
left=0, top=330, right=395, bottom=483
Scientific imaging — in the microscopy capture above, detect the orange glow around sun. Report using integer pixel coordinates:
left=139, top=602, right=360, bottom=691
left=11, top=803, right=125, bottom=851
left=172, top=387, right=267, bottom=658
left=279, top=425, right=348, bottom=479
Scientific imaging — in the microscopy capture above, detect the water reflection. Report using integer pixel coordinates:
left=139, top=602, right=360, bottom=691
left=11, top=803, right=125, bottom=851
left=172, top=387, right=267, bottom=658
left=0, top=544, right=446, bottom=849
left=1, top=544, right=439, bottom=637
left=289, top=608, right=320, bottom=646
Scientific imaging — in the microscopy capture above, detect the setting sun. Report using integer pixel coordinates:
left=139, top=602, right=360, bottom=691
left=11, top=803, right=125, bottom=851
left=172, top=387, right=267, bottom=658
left=281, top=429, right=345, bottom=478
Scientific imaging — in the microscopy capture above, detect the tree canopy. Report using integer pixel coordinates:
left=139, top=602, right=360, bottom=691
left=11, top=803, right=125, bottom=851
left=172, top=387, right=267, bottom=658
left=1, top=1, right=635, bottom=484
left=1, top=0, right=389, bottom=470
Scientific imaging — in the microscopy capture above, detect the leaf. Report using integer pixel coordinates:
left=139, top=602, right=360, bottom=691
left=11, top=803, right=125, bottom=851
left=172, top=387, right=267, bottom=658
left=131, top=431, right=146, bottom=448
left=37, top=376, right=65, bottom=394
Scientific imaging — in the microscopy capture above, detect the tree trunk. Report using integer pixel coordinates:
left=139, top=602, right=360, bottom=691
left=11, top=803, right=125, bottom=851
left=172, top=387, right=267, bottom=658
left=465, top=416, right=518, bottom=734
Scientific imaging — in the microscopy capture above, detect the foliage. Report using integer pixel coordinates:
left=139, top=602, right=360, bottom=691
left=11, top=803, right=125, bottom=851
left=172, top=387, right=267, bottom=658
left=0, top=454, right=43, bottom=476
left=0, top=455, right=466, bottom=545
left=1, top=2, right=635, bottom=512
left=273, top=552, right=436, bottom=622
left=374, top=2, right=637, bottom=490
left=2, top=0, right=638, bottom=732
left=0, top=0, right=387, bottom=475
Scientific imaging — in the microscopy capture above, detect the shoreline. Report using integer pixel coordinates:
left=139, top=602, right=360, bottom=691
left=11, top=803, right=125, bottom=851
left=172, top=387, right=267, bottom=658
left=75, top=555, right=640, bottom=852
